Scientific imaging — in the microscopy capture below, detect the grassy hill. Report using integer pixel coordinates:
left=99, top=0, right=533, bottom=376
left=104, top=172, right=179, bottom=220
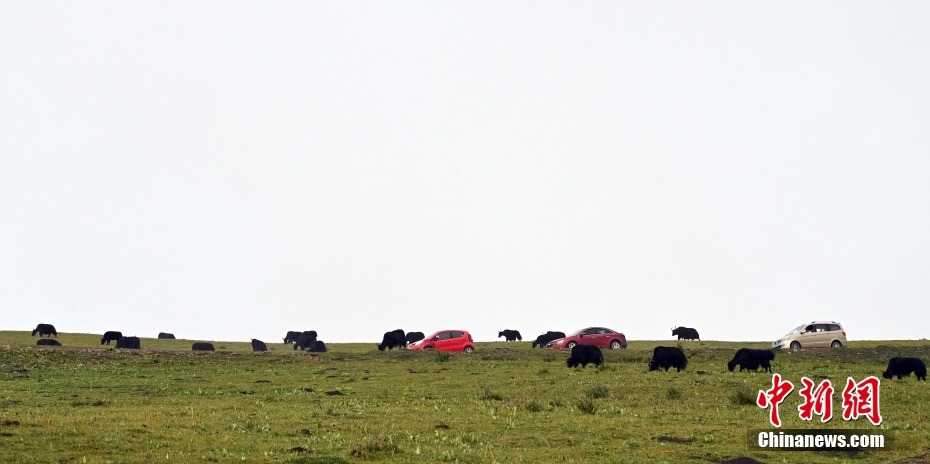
left=1, top=331, right=928, bottom=463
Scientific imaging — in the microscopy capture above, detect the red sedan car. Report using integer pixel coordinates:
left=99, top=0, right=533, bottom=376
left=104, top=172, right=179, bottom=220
left=547, top=327, right=627, bottom=350
left=408, top=330, right=476, bottom=353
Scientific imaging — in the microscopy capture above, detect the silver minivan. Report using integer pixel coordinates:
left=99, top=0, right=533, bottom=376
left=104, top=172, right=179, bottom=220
left=773, top=321, right=846, bottom=350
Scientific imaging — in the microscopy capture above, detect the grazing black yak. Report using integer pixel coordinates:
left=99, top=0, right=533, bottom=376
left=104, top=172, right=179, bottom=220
left=32, top=324, right=57, bottom=337
left=115, top=336, right=141, bottom=349
left=309, top=340, right=327, bottom=352
left=283, top=331, right=302, bottom=344
left=728, top=348, right=776, bottom=373
left=649, top=346, right=688, bottom=372
left=532, top=331, right=566, bottom=348
left=566, top=345, right=604, bottom=368
left=498, top=330, right=522, bottom=342
left=251, top=339, right=268, bottom=352
left=158, top=332, right=175, bottom=339
left=671, top=326, right=700, bottom=341
left=882, top=357, right=927, bottom=381
left=737, top=358, right=763, bottom=371
left=37, top=339, right=62, bottom=346
left=192, top=342, right=215, bottom=351
left=101, top=331, right=122, bottom=345
left=377, top=329, right=406, bottom=351
left=405, top=332, right=425, bottom=344
left=294, top=331, right=319, bottom=351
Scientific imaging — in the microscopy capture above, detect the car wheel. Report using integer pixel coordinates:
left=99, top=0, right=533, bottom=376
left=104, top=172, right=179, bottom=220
left=610, top=340, right=623, bottom=350
left=566, top=341, right=577, bottom=349
left=463, top=346, right=474, bottom=353
left=831, top=340, right=843, bottom=348
left=790, top=341, right=801, bottom=351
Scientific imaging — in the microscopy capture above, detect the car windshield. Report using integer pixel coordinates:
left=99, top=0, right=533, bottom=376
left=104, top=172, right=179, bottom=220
left=784, top=325, right=806, bottom=337
left=567, top=328, right=586, bottom=337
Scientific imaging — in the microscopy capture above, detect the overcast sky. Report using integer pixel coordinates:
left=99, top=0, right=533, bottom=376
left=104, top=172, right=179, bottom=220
left=2, top=2, right=928, bottom=344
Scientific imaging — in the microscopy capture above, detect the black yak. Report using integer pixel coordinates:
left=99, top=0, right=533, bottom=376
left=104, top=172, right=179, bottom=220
left=31, top=324, right=57, bottom=337
left=192, top=342, right=215, bottom=351
left=377, top=329, right=406, bottom=351
left=498, top=330, right=522, bottom=342
left=728, top=348, right=775, bottom=372
left=36, top=339, right=62, bottom=346
left=100, top=331, right=122, bottom=345
left=283, top=331, right=302, bottom=344
left=649, top=346, right=688, bottom=372
left=115, top=336, right=141, bottom=349
left=532, top=331, right=566, bottom=348
left=671, top=326, right=699, bottom=341
left=882, top=357, right=927, bottom=381
left=309, top=340, right=327, bottom=352
left=158, top=332, right=175, bottom=339
left=405, top=332, right=425, bottom=344
left=566, top=345, right=604, bottom=368
left=251, top=339, right=268, bottom=352
left=293, top=331, right=318, bottom=351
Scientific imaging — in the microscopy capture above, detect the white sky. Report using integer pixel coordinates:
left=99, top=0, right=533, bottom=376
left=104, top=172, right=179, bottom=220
left=2, top=2, right=928, bottom=343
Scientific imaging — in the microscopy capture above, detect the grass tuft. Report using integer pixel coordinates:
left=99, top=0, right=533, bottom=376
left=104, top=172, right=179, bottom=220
left=286, top=457, right=349, bottom=464
left=359, top=434, right=398, bottom=455
left=665, top=387, right=681, bottom=400
left=730, top=386, right=757, bottom=406
left=576, top=398, right=597, bottom=415
left=71, top=398, right=109, bottom=407
left=478, top=387, right=503, bottom=401
left=584, top=385, right=609, bottom=399
left=525, top=399, right=545, bottom=412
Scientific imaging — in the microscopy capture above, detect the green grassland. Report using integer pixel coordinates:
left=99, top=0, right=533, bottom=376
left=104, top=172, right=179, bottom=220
left=1, top=332, right=929, bottom=464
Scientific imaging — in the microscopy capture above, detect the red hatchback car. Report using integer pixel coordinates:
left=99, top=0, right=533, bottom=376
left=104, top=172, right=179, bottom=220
left=547, top=327, right=627, bottom=350
left=408, top=330, right=476, bottom=353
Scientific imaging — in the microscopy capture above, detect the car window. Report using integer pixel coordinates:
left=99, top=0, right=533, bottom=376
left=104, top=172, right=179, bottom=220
left=436, top=332, right=452, bottom=340
left=804, top=325, right=815, bottom=333
left=450, top=331, right=464, bottom=339
left=583, top=328, right=600, bottom=335
left=602, top=328, right=615, bottom=334
left=784, top=325, right=805, bottom=337
left=829, top=324, right=841, bottom=331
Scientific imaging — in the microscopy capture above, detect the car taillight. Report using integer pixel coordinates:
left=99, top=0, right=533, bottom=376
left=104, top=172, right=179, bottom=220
left=842, top=331, right=846, bottom=336
left=468, top=334, right=472, bottom=341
